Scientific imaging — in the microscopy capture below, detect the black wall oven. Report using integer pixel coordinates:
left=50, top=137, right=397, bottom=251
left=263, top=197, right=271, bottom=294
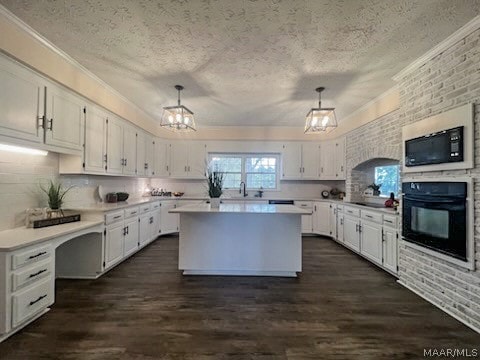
left=402, top=181, right=467, bottom=261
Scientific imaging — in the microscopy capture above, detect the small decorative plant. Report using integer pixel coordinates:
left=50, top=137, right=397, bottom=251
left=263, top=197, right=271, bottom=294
left=206, top=168, right=225, bottom=198
left=40, top=180, right=74, bottom=210
left=367, top=183, right=382, bottom=196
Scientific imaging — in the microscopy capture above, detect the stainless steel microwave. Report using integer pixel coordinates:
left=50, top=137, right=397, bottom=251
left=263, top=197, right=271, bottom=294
left=405, top=126, right=463, bottom=167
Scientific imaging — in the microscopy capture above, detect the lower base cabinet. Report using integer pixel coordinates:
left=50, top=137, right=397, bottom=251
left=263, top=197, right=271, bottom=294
left=105, top=221, right=124, bottom=269
left=337, top=213, right=344, bottom=243
left=382, top=225, right=398, bottom=273
left=124, top=216, right=139, bottom=257
left=344, top=214, right=360, bottom=251
left=161, top=201, right=179, bottom=234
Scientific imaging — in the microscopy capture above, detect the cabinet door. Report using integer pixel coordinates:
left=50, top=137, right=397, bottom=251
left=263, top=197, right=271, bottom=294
left=154, top=140, right=170, bottom=177
left=161, top=201, right=179, bottom=234
left=145, top=136, right=155, bottom=177
left=320, top=141, right=336, bottom=180
left=124, top=217, right=139, bottom=257
left=344, top=215, right=360, bottom=252
left=329, top=204, right=337, bottom=238
left=0, top=55, right=44, bottom=143
left=122, top=124, right=137, bottom=175
left=45, top=83, right=85, bottom=152
left=360, top=220, right=383, bottom=266
left=151, top=208, right=161, bottom=240
left=337, top=214, right=344, bottom=243
left=281, top=143, right=302, bottom=180
left=106, top=116, right=124, bottom=175
left=335, top=137, right=346, bottom=180
left=383, top=227, right=398, bottom=274
left=301, top=143, right=320, bottom=179
left=105, top=222, right=124, bottom=268
left=139, top=213, right=150, bottom=246
left=84, top=106, right=107, bottom=173
left=188, top=142, right=207, bottom=178
left=301, top=214, right=313, bottom=233
left=136, top=131, right=146, bottom=176
left=169, top=142, right=189, bottom=178
left=313, top=202, right=330, bottom=236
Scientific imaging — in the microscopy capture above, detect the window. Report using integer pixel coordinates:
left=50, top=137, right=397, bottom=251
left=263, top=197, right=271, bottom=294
left=374, top=165, right=400, bottom=197
left=209, top=153, right=279, bottom=190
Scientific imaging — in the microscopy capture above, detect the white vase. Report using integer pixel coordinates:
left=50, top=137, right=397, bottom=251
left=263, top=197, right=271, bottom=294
left=210, top=197, right=221, bottom=208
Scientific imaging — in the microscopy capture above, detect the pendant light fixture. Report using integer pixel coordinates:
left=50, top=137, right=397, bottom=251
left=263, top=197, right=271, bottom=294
left=160, top=85, right=196, bottom=132
left=304, top=87, right=337, bottom=133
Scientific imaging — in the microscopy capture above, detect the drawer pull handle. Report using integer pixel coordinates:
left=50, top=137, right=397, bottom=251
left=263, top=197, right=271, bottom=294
left=384, top=219, right=393, bottom=224
left=113, top=215, right=122, bottom=219
left=29, top=294, right=47, bottom=306
left=28, top=251, right=47, bottom=260
left=29, top=269, right=47, bottom=278
left=300, top=204, right=307, bottom=207
left=365, top=215, right=373, bottom=218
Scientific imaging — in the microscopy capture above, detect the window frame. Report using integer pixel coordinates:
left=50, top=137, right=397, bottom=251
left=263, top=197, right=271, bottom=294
left=208, top=153, right=280, bottom=191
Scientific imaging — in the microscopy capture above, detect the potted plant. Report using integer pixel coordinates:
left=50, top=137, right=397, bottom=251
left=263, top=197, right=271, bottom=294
left=206, top=166, right=225, bottom=208
left=40, top=180, right=74, bottom=217
left=367, top=183, right=382, bottom=196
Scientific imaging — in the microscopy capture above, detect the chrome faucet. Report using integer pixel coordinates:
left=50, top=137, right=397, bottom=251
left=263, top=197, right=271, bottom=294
left=239, top=181, right=248, bottom=197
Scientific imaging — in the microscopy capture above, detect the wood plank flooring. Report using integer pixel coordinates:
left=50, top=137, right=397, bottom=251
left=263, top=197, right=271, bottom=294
left=0, top=236, right=479, bottom=360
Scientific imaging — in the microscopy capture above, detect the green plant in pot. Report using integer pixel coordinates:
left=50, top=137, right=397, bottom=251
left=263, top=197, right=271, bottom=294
left=367, top=183, right=382, bottom=196
left=206, top=166, right=225, bottom=208
left=40, top=180, right=74, bottom=217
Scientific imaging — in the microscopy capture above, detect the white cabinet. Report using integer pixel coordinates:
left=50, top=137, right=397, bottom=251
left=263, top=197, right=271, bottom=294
left=0, top=55, right=45, bottom=144
left=139, top=213, right=151, bottom=247
left=44, top=82, right=85, bottom=153
left=281, top=142, right=320, bottom=180
left=145, top=135, right=155, bottom=177
left=124, top=216, right=139, bottom=257
left=136, top=131, right=146, bottom=176
left=169, top=142, right=206, bottom=179
left=313, top=202, right=330, bottom=236
left=161, top=201, right=179, bottom=234
left=360, top=220, right=383, bottom=266
left=151, top=207, right=162, bottom=239
left=295, top=201, right=313, bottom=233
left=105, top=221, right=124, bottom=269
left=154, top=140, right=170, bottom=177
left=106, top=115, right=124, bottom=175
left=329, top=204, right=337, bottom=239
left=344, top=214, right=360, bottom=252
left=83, top=105, right=107, bottom=174
left=337, top=213, right=344, bottom=243
left=320, top=137, right=346, bottom=180
left=122, top=124, right=137, bottom=176
left=383, top=222, right=398, bottom=274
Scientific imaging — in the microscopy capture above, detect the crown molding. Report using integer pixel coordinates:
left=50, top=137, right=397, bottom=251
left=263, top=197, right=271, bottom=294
left=0, top=4, right=157, bottom=125
left=393, top=15, right=480, bottom=82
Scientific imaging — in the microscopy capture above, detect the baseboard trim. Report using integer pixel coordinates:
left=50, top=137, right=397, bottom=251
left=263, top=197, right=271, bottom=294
left=397, top=280, right=480, bottom=334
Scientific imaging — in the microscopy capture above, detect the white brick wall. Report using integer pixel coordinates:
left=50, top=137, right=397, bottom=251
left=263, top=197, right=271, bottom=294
left=345, top=27, right=480, bottom=330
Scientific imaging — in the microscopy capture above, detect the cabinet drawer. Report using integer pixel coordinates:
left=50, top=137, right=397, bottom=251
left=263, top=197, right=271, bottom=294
left=105, top=210, right=124, bottom=225
left=336, top=205, right=344, bottom=212
left=151, top=202, right=161, bottom=210
left=361, top=210, right=383, bottom=224
left=12, top=278, right=53, bottom=328
left=12, top=244, right=52, bottom=270
left=12, top=259, right=52, bottom=292
left=344, top=206, right=360, bottom=217
left=295, top=201, right=313, bottom=209
left=383, top=215, right=398, bottom=228
left=139, top=204, right=151, bottom=214
left=124, top=207, right=139, bottom=219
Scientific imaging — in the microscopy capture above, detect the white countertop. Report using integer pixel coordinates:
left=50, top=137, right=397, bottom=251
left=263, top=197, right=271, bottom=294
left=0, top=220, right=104, bottom=252
left=170, top=203, right=311, bottom=214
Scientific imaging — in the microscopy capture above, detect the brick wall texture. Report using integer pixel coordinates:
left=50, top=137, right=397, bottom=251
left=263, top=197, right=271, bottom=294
left=345, top=27, right=480, bottom=330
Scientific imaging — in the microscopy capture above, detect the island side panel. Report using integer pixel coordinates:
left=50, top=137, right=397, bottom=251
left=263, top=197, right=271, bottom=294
left=178, top=212, right=302, bottom=276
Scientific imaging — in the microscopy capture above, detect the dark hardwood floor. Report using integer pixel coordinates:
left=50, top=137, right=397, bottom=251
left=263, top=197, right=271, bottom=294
left=1, top=236, right=479, bottom=360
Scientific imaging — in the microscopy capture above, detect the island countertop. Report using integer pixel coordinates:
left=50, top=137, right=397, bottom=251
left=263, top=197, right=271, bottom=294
left=170, top=203, right=311, bottom=214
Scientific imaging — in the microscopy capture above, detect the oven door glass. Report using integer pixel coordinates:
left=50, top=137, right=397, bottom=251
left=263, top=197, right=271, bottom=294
left=403, top=196, right=466, bottom=260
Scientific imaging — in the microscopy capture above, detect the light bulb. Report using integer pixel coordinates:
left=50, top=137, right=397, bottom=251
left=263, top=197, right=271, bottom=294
left=311, top=117, right=318, bottom=126
left=322, top=116, right=329, bottom=126
left=168, top=115, right=174, bottom=123
left=184, top=116, right=189, bottom=124
left=175, top=113, right=182, bottom=122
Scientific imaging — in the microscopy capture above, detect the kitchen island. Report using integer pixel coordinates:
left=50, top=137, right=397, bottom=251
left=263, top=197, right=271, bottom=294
left=170, top=203, right=311, bottom=277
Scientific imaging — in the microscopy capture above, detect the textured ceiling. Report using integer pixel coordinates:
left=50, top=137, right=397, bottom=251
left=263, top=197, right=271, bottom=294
left=1, top=0, right=480, bottom=127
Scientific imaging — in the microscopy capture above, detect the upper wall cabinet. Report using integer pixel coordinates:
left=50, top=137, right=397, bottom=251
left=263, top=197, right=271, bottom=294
left=154, top=140, right=170, bottom=177
left=281, top=142, right=320, bottom=180
left=84, top=106, right=107, bottom=174
left=169, top=141, right=207, bottom=179
left=0, top=55, right=45, bottom=145
left=106, top=115, right=124, bottom=175
left=320, top=137, right=346, bottom=180
left=44, top=82, right=85, bottom=152
left=144, top=134, right=155, bottom=177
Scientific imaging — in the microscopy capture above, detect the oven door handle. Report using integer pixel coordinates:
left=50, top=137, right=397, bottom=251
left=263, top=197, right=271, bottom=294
left=404, top=195, right=463, bottom=204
